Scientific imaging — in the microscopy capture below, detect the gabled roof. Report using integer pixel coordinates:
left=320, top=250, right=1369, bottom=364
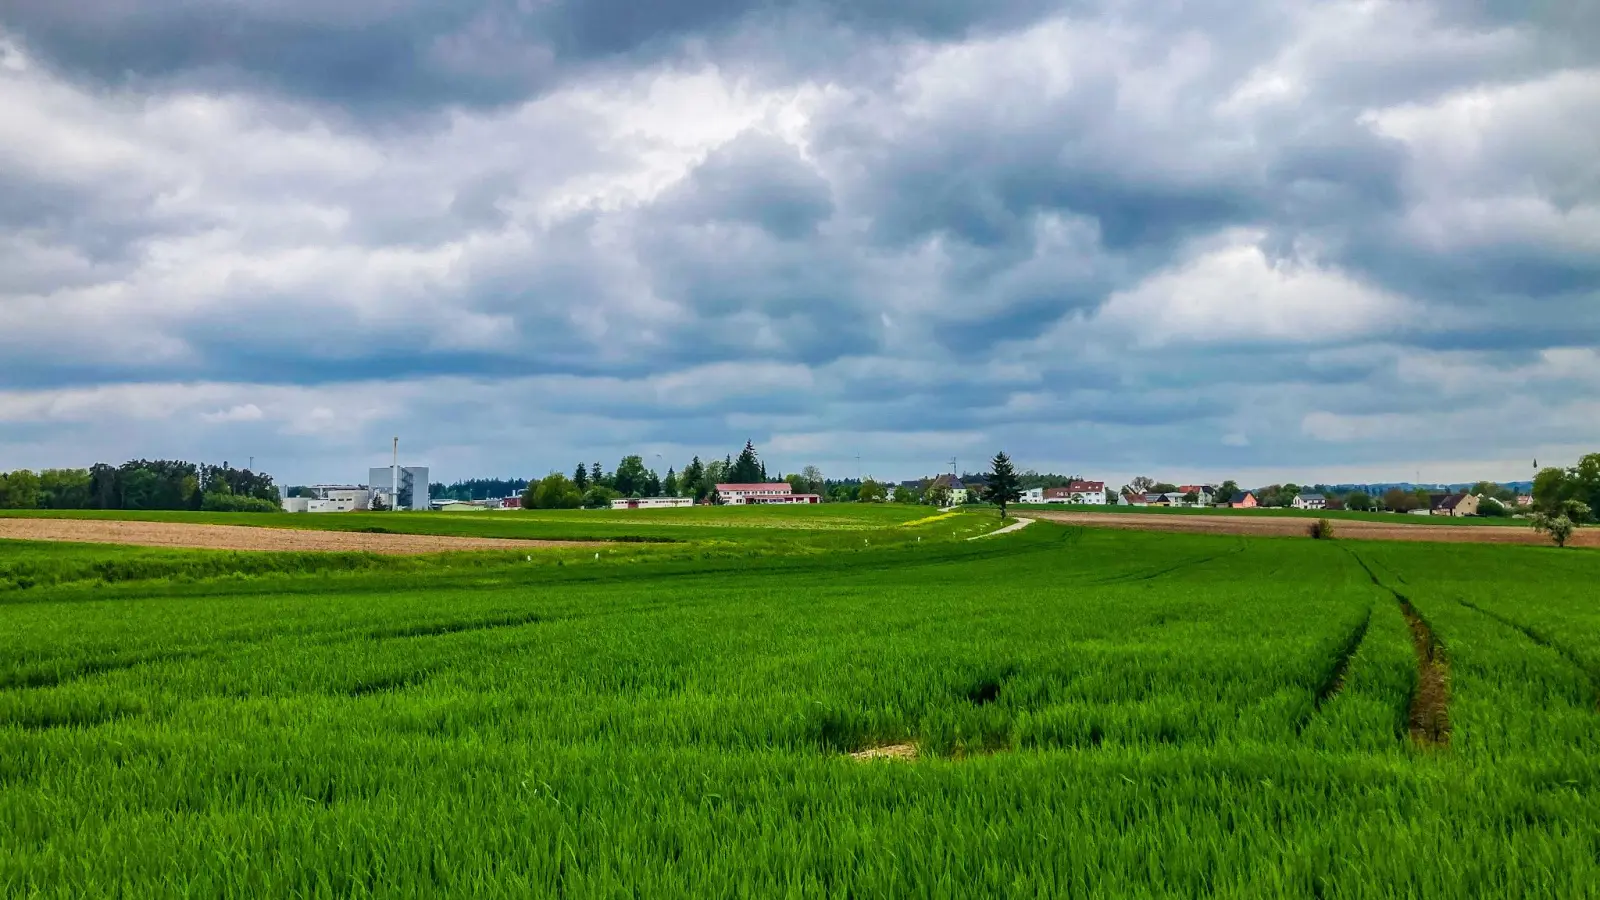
left=929, top=474, right=965, bottom=489
left=1431, top=492, right=1467, bottom=510
left=715, top=483, right=793, bottom=492
left=1299, top=493, right=1326, bottom=501
left=1066, top=480, right=1105, bottom=492
left=1229, top=491, right=1255, bottom=503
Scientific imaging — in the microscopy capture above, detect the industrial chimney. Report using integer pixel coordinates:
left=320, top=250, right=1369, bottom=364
left=391, top=437, right=399, bottom=512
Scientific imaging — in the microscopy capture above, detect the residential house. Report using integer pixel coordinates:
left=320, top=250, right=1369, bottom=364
left=1292, top=493, right=1327, bottom=511
left=1515, top=493, right=1534, bottom=507
left=1119, top=490, right=1150, bottom=507
left=1021, top=487, right=1045, bottom=504
left=927, top=474, right=969, bottom=504
left=1176, top=485, right=1215, bottom=506
left=1227, top=491, right=1258, bottom=509
left=1430, top=493, right=1479, bottom=517
left=1045, top=480, right=1108, bottom=505
left=716, top=483, right=821, bottom=505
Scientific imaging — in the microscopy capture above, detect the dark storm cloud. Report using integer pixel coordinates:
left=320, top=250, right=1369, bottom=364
left=1, top=0, right=1070, bottom=114
left=2, top=0, right=1598, bottom=483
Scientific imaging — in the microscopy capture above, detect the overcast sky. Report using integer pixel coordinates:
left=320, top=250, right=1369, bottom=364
left=1, top=0, right=1596, bottom=487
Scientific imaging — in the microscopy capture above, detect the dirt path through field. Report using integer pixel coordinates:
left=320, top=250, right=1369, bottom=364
left=1027, top=511, right=1599, bottom=547
left=0, top=519, right=602, bottom=555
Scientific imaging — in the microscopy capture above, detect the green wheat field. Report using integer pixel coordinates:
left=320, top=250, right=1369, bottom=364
left=2, top=508, right=1598, bottom=897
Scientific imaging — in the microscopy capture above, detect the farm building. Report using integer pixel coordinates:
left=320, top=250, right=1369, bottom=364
left=1228, top=491, right=1258, bottom=509
left=716, top=483, right=821, bottom=505
left=611, top=497, right=694, bottom=510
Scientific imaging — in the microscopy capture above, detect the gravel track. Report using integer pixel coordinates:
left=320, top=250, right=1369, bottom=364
left=0, top=519, right=602, bottom=555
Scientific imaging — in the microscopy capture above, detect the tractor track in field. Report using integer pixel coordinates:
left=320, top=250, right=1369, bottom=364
left=1303, top=608, right=1373, bottom=727
left=1454, top=598, right=1600, bottom=709
left=0, top=649, right=205, bottom=692
left=1096, top=544, right=1244, bottom=585
left=1345, top=550, right=1451, bottom=748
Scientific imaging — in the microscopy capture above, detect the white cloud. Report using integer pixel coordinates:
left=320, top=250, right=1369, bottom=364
left=1364, top=68, right=1600, bottom=254
left=1093, top=230, right=1416, bottom=346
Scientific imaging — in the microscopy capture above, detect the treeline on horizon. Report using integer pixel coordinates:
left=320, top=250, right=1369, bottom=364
left=517, top=442, right=1095, bottom=509
left=0, top=460, right=281, bottom=512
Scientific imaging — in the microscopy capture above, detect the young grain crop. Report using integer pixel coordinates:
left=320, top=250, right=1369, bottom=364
left=2, top=521, right=1599, bottom=896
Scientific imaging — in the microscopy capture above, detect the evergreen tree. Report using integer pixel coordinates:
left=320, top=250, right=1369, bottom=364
left=663, top=468, right=679, bottom=497
left=987, top=451, right=1022, bottom=520
left=591, top=461, right=607, bottom=489
left=574, top=463, right=589, bottom=492
left=729, top=442, right=764, bottom=484
left=682, top=457, right=705, bottom=500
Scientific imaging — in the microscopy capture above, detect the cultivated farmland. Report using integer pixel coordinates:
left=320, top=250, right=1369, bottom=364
left=2, top=512, right=1598, bottom=897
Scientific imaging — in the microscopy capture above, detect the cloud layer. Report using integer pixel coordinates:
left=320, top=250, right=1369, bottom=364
left=2, top=0, right=1596, bottom=486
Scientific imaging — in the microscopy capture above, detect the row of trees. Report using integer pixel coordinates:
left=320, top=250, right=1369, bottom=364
left=524, top=442, right=807, bottom=509
left=428, top=478, right=529, bottom=503
left=0, top=461, right=280, bottom=512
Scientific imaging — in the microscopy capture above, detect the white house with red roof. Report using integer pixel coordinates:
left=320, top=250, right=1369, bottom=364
left=1043, top=480, right=1108, bottom=505
left=715, top=483, right=821, bottom=505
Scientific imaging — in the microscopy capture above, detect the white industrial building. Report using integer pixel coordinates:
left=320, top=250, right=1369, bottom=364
left=368, top=465, right=430, bottom=511
left=281, top=486, right=372, bottom=513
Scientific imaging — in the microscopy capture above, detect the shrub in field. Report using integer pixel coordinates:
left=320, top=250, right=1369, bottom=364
left=1531, top=513, right=1577, bottom=548
left=1532, top=500, right=1591, bottom=547
left=1309, top=518, right=1336, bottom=540
left=199, top=493, right=281, bottom=513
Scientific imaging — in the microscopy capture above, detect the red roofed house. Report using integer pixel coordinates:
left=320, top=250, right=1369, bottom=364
left=1043, top=480, right=1108, bottom=505
left=716, top=483, right=821, bottom=505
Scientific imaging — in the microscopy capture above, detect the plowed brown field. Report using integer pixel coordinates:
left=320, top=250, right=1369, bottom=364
left=0, top=519, right=602, bottom=555
left=1028, top=511, right=1599, bottom=547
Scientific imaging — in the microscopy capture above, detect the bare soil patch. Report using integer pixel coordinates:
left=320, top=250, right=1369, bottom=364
left=0, top=519, right=601, bottom=555
left=1028, top=511, right=1599, bottom=547
left=849, top=743, right=918, bottom=761
left=1399, top=598, right=1451, bottom=748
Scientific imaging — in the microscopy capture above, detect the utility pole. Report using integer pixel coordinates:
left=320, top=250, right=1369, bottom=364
left=950, top=456, right=958, bottom=476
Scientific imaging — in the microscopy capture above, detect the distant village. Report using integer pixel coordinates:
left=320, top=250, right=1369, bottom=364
left=254, top=438, right=1574, bottom=520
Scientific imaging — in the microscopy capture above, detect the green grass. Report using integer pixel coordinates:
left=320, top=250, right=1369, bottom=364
left=3, top=519, right=1599, bottom=896
left=0, top=502, right=945, bottom=542
left=1010, top=502, right=1519, bottom=525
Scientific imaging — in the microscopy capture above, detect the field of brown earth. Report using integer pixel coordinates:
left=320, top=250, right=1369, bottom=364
left=0, top=519, right=603, bottom=555
left=1028, top=511, right=1600, bottom=547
